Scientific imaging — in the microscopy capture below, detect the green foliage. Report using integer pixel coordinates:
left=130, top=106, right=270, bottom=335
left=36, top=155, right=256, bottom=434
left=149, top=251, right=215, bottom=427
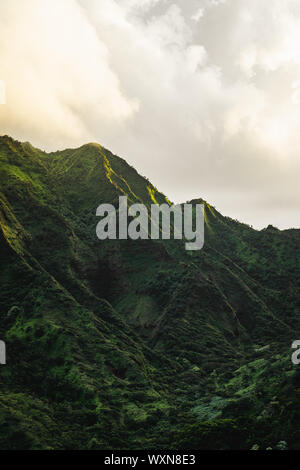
left=0, top=135, right=299, bottom=449
left=173, top=419, right=247, bottom=450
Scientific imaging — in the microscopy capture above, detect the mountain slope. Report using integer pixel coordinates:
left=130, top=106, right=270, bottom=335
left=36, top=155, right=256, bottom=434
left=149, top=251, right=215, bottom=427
left=0, top=135, right=299, bottom=450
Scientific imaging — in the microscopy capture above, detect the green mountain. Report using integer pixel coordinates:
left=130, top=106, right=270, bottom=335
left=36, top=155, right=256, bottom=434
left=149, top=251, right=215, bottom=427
left=0, top=134, right=299, bottom=450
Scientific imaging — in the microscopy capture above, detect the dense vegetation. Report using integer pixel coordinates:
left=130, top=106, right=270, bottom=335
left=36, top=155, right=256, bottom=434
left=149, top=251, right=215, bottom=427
left=0, top=135, right=299, bottom=449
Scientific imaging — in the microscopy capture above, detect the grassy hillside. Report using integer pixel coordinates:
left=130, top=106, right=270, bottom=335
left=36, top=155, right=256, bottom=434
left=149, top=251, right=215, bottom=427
left=0, top=135, right=299, bottom=449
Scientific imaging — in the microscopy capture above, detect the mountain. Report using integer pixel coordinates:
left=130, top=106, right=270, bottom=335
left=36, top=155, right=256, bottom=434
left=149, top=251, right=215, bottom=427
left=0, top=134, right=299, bottom=450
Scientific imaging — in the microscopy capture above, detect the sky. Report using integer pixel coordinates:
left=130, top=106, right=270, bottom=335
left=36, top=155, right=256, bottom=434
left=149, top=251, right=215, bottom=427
left=0, top=0, right=300, bottom=229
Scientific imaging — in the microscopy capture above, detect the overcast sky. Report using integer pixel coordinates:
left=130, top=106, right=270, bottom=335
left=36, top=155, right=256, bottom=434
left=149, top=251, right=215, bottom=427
left=0, top=0, right=300, bottom=229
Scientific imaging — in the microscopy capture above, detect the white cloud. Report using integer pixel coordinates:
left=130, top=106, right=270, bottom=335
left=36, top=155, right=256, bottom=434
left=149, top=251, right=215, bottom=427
left=0, top=0, right=300, bottom=228
left=0, top=0, right=138, bottom=148
left=191, top=7, right=204, bottom=23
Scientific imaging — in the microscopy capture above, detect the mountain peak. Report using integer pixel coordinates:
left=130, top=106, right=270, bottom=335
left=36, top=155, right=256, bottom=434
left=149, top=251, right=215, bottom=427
left=1, top=136, right=300, bottom=449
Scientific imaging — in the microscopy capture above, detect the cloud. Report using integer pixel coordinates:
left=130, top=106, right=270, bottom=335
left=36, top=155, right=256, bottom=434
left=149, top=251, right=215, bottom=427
left=0, top=0, right=138, bottom=148
left=0, top=0, right=300, bottom=228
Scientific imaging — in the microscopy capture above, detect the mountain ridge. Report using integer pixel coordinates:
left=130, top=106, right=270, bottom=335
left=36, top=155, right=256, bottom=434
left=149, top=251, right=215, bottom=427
left=0, top=135, right=299, bottom=449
